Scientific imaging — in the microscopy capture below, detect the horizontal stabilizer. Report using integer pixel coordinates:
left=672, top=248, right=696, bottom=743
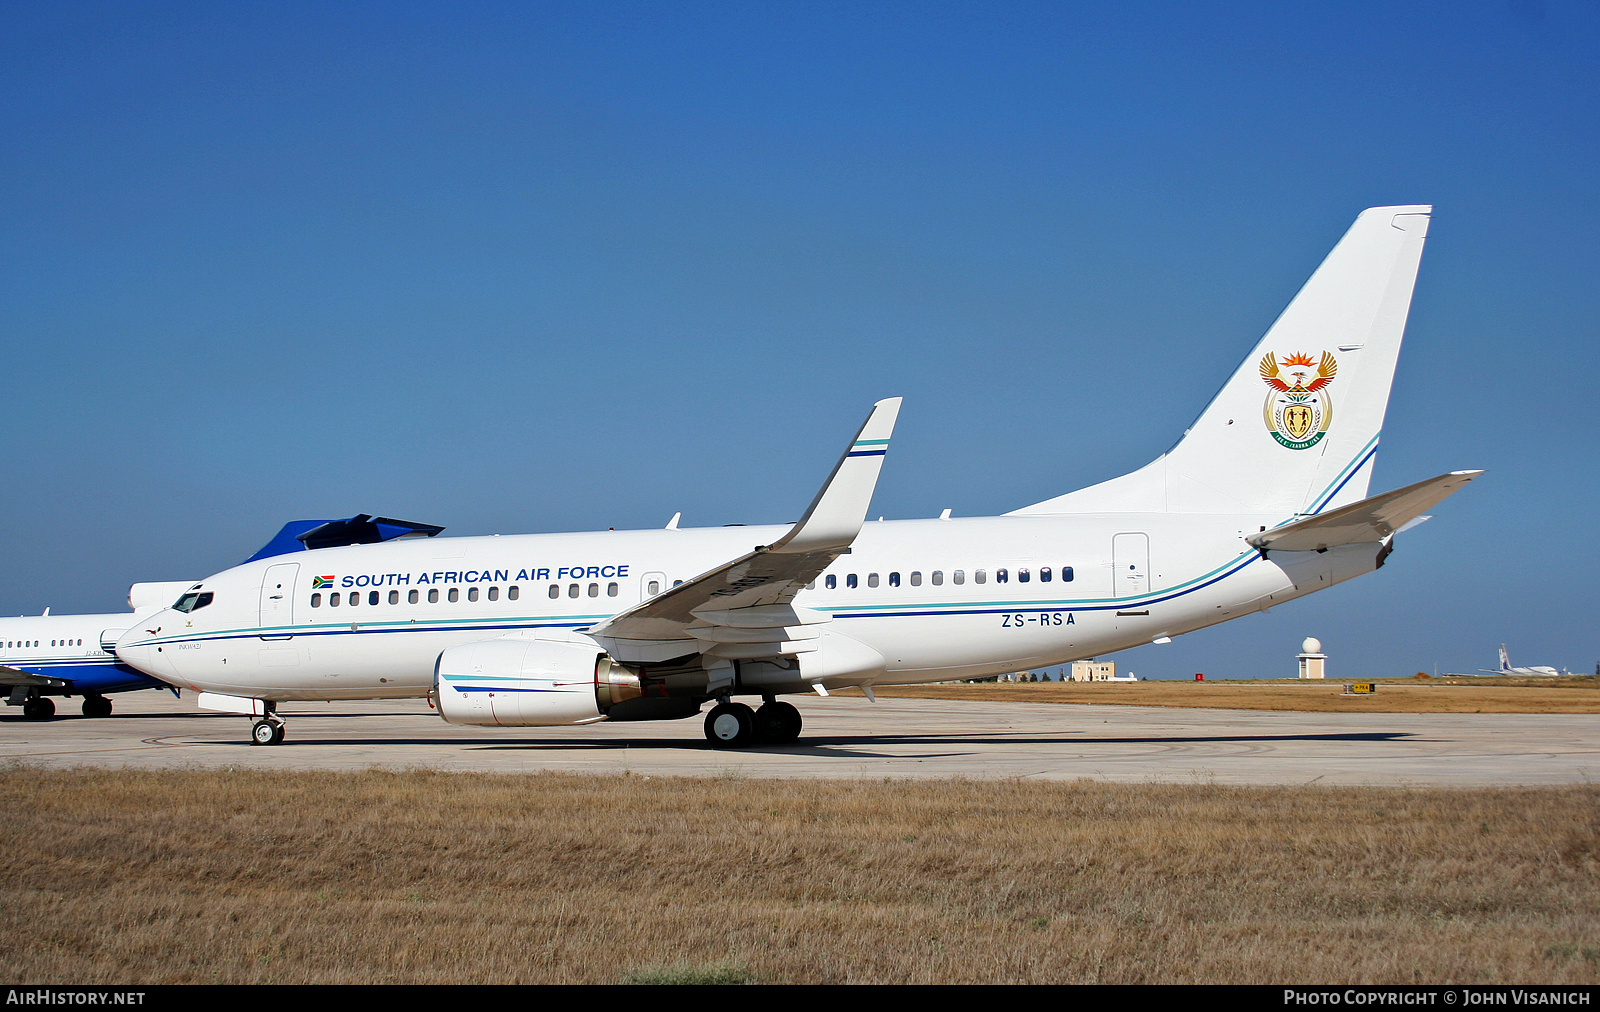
left=1247, top=470, right=1482, bottom=552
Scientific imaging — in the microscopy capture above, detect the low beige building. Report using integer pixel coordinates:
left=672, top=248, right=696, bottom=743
left=1070, top=661, right=1117, bottom=682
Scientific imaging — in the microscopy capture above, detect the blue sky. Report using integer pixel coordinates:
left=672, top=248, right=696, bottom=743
left=2, top=1, right=1595, bottom=678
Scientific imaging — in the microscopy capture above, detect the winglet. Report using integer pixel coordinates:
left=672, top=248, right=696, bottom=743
left=767, top=397, right=902, bottom=555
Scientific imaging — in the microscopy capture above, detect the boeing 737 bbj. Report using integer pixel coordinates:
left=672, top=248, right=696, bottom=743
left=116, top=206, right=1480, bottom=748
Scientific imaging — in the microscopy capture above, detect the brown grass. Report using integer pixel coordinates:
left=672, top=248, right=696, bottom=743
left=3, top=769, right=1599, bottom=984
left=843, top=677, right=1600, bottom=713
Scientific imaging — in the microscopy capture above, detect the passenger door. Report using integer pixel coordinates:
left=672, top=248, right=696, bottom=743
left=259, top=563, right=299, bottom=633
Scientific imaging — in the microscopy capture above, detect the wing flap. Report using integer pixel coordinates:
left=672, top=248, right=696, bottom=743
left=1248, top=470, right=1482, bottom=553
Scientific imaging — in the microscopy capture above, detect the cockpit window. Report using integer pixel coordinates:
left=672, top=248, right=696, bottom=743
left=173, top=592, right=214, bottom=613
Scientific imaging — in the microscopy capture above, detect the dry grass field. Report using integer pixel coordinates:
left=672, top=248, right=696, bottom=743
left=845, top=676, right=1600, bottom=713
left=4, top=769, right=1599, bottom=984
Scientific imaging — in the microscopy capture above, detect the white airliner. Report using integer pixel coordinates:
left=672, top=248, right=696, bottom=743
left=116, top=205, right=1480, bottom=748
left=1484, top=645, right=1566, bottom=677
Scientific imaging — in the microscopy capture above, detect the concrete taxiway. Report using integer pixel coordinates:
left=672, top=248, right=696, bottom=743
left=2, top=693, right=1596, bottom=785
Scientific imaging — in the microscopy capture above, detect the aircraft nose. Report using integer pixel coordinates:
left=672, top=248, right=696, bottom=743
left=116, top=619, right=177, bottom=680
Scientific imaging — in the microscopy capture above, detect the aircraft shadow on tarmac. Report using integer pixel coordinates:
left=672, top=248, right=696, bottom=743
left=0, top=709, right=422, bottom=723
left=176, top=729, right=1419, bottom=760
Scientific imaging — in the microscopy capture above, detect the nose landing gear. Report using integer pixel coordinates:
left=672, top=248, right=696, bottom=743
left=250, top=703, right=286, bottom=746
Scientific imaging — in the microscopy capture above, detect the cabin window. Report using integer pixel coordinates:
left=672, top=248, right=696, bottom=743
left=311, top=593, right=321, bottom=608
left=847, top=574, right=858, bottom=589
left=1018, top=568, right=1030, bottom=583
left=429, top=588, right=440, bottom=603
left=910, top=571, right=922, bottom=586
left=932, top=570, right=943, bottom=586
left=607, top=582, right=618, bottom=597
left=1062, top=567, right=1074, bottom=582
left=448, top=588, right=460, bottom=603
left=409, top=589, right=420, bottom=604
left=889, top=572, right=900, bottom=587
left=588, top=583, right=599, bottom=598
left=1040, top=567, right=1052, bottom=583
left=389, top=590, right=400, bottom=604
left=673, top=580, right=683, bottom=587
left=368, top=591, right=379, bottom=606
left=996, top=569, right=1008, bottom=584
left=975, top=569, right=987, bottom=584
left=825, top=575, right=836, bottom=590
left=647, top=580, right=660, bottom=595
left=488, top=586, right=499, bottom=602
left=508, top=586, right=519, bottom=601
left=330, top=592, right=341, bottom=606
left=568, top=584, right=580, bottom=598
left=467, top=587, right=479, bottom=602
left=805, top=581, right=816, bottom=590
left=549, top=584, right=560, bottom=599
left=953, top=570, right=965, bottom=585
left=867, top=573, right=879, bottom=588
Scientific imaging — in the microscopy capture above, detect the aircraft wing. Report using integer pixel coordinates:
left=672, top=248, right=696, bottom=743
left=590, top=398, right=902, bottom=660
left=1248, top=470, right=1483, bottom=553
left=0, top=665, right=69, bottom=689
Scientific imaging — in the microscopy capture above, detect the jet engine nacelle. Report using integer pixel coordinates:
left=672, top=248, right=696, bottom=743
left=433, top=632, right=641, bottom=727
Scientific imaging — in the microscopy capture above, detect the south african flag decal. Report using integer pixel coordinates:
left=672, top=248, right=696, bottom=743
left=312, top=575, right=335, bottom=589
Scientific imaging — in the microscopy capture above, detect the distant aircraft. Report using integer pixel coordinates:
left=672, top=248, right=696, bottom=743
left=116, top=205, right=1481, bottom=749
left=1, top=514, right=442, bottom=718
left=1, top=582, right=195, bottom=718
left=1483, top=644, right=1566, bottom=677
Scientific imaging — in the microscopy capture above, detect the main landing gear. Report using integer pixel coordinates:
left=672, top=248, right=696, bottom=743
left=250, top=704, right=286, bottom=746
left=22, top=696, right=55, bottom=720
left=704, top=698, right=803, bottom=749
left=81, top=695, right=112, bottom=719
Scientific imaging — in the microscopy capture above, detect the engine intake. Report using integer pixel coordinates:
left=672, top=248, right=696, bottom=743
left=434, top=633, right=641, bottom=727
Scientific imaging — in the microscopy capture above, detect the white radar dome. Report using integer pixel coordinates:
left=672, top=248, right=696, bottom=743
left=1302, top=637, right=1323, bottom=654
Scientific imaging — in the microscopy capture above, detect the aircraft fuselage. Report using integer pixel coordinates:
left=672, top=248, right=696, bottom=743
left=116, top=512, right=1380, bottom=702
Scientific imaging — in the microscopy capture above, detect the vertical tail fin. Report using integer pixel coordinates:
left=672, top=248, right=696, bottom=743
left=1013, top=206, right=1431, bottom=516
left=1500, top=645, right=1512, bottom=672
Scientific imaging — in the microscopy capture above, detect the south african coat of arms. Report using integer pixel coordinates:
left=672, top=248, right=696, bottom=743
left=1260, top=351, right=1336, bottom=450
